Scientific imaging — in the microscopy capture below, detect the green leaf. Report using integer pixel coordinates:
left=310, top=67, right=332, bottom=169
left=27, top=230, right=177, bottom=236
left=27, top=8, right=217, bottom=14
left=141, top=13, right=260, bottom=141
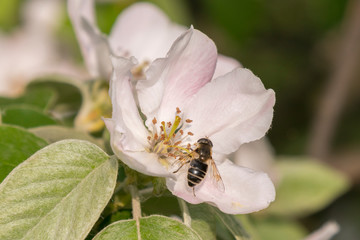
left=237, top=215, right=307, bottom=240
left=0, top=125, right=47, bottom=182
left=210, top=206, right=250, bottom=240
left=29, top=125, right=105, bottom=150
left=0, top=140, right=118, bottom=240
left=26, top=76, right=84, bottom=124
left=93, top=215, right=201, bottom=240
left=266, top=157, right=350, bottom=217
left=1, top=106, right=57, bottom=128
left=179, top=201, right=216, bottom=240
left=252, top=217, right=307, bottom=240
left=0, top=88, right=56, bottom=110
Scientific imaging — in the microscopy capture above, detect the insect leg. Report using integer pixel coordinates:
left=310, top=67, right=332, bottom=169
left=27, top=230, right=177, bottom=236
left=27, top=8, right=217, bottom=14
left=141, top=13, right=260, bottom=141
left=173, top=159, right=190, bottom=173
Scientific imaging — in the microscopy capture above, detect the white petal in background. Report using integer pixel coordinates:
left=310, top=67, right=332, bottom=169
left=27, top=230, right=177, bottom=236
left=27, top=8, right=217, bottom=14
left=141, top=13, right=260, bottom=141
left=0, top=0, right=86, bottom=97
left=232, top=138, right=278, bottom=183
left=109, top=2, right=186, bottom=62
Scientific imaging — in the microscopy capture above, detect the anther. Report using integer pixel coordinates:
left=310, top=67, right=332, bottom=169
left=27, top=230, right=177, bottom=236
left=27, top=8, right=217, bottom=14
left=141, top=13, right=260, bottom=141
left=186, top=119, right=193, bottom=123
left=176, top=107, right=181, bottom=114
left=154, top=133, right=159, bottom=140
left=147, top=136, right=151, bottom=141
left=188, top=132, right=194, bottom=136
left=179, top=129, right=184, bottom=135
left=167, top=122, right=172, bottom=128
left=152, top=117, right=157, bottom=125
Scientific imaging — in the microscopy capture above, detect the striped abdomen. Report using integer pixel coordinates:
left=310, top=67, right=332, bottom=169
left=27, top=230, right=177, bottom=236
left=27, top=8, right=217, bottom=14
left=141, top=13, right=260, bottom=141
left=187, top=159, right=208, bottom=187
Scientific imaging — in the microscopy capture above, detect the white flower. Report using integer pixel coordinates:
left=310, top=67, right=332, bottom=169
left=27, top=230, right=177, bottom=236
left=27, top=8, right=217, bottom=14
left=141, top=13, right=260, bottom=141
left=104, top=26, right=276, bottom=214
left=233, top=138, right=278, bottom=183
left=68, top=1, right=241, bottom=80
left=0, top=0, right=85, bottom=97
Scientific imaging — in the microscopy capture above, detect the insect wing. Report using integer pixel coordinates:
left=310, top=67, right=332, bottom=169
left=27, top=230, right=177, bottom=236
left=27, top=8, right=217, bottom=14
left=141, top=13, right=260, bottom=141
left=209, top=159, right=225, bottom=192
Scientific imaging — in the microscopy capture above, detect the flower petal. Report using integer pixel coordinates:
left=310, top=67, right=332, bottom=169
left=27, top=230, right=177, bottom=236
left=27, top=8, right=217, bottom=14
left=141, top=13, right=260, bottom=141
left=107, top=56, right=149, bottom=152
left=166, top=159, right=275, bottom=214
left=137, top=28, right=218, bottom=124
left=68, top=0, right=111, bottom=78
left=109, top=131, right=171, bottom=177
left=184, top=68, right=275, bottom=154
left=109, top=2, right=186, bottom=62
left=213, top=54, right=242, bottom=79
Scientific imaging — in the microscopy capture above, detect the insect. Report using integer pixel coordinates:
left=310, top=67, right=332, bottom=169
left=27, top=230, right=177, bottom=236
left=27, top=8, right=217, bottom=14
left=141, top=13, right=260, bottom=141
left=173, top=138, right=225, bottom=196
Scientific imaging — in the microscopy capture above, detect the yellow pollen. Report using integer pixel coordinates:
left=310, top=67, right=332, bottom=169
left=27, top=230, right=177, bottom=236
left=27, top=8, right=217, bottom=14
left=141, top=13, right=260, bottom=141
left=147, top=108, right=196, bottom=167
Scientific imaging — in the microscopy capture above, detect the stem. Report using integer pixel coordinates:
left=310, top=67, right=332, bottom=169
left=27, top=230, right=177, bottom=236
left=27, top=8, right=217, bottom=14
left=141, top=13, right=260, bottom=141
left=129, top=185, right=141, bottom=240
left=177, top=198, right=191, bottom=227
left=308, top=0, right=360, bottom=160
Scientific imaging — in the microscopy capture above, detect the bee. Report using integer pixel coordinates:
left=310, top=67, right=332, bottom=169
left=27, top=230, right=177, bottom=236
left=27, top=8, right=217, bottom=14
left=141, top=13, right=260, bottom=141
left=173, top=138, right=225, bottom=196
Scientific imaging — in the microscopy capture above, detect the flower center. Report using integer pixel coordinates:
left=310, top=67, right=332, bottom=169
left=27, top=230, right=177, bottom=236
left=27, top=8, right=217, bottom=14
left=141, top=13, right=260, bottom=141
left=131, top=60, right=150, bottom=79
left=146, top=107, right=194, bottom=167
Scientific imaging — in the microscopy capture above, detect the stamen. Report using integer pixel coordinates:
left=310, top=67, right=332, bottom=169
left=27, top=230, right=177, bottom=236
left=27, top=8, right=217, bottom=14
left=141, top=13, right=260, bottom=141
left=168, top=145, right=192, bottom=155
left=161, top=121, right=167, bottom=137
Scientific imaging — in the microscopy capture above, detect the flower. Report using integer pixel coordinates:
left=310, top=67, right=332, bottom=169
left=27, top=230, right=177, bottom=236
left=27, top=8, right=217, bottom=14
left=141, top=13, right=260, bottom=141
left=0, top=0, right=85, bottom=97
left=104, top=25, right=276, bottom=214
left=68, top=1, right=241, bottom=80
left=68, top=1, right=243, bottom=133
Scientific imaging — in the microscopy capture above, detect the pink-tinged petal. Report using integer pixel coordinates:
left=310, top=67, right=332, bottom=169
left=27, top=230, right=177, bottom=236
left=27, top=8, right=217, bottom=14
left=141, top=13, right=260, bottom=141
left=233, top=138, right=278, bottom=183
left=68, top=0, right=111, bottom=78
left=184, top=68, right=275, bottom=154
left=109, top=2, right=186, bottom=62
left=137, top=28, right=218, bottom=123
left=166, top=160, right=275, bottom=214
left=213, top=54, right=242, bottom=80
left=109, top=131, right=171, bottom=177
left=107, top=56, right=149, bottom=152
left=233, top=138, right=274, bottom=173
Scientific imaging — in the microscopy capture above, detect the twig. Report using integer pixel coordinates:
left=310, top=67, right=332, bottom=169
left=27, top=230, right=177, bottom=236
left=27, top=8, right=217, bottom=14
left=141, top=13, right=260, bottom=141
left=129, top=185, right=142, bottom=240
left=177, top=198, right=192, bottom=227
left=308, top=0, right=360, bottom=160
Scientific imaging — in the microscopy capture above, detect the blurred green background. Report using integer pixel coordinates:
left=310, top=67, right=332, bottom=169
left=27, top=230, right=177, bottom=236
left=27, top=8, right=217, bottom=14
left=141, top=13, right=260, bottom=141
left=1, top=0, right=359, bottom=239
